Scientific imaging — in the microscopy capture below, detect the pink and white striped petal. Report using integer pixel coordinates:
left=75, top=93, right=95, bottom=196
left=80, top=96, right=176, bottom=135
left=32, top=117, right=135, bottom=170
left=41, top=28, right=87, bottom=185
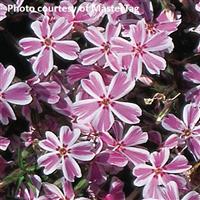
left=80, top=47, right=104, bottom=65
left=19, top=37, right=42, bottom=56
left=62, top=156, right=82, bottom=182
left=0, top=136, right=10, bottom=151
left=32, top=47, right=53, bottom=76
left=81, top=71, right=106, bottom=98
left=71, top=141, right=95, bottom=161
left=84, top=26, right=105, bottom=46
left=111, top=101, right=141, bottom=124
left=149, top=148, right=170, bottom=168
left=52, top=40, right=80, bottom=60
left=121, top=147, right=149, bottom=165
left=31, top=17, right=50, bottom=39
left=37, top=152, right=60, bottom=175
left=4, top=83, right=32, bottom=105
left=50, top=17, right=73, bottom=40
left=122, top=126, right=148, bottom=146
left=92, top=106, right=114, bottom=131
left=183, top=104, right=200, bottom=129
left=164, top=155, right=191, bottom=173
left=0, top=64, right=15, bottom=92
left=162, top=114, right=185, bottom=134
left=0, top=101, right=16, bottom=125
left=107, top=72, right=135, bottom=100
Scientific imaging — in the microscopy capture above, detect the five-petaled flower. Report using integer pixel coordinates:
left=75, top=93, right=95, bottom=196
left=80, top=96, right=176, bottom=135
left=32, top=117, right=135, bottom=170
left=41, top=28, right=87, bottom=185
left=19, top=16, right=80, bottom=76
left=100, top=121, right=149, bottom=166
left=38, top=126, right=95, bottom=182
left=133, top=148, right=191, bottom=199
left=0, top=63, right=32, bottom=125
left=111, top=19, right=173, bottom=79
left=73, top=71, right=142, bottom=131
left=80, top=23, right=121, bottom=72
left=162, top=103, right=200, bottom=159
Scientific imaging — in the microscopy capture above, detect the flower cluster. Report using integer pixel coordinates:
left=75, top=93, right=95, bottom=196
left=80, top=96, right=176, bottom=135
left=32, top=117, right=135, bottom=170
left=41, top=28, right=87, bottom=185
left=0, top=0, right=200, bottom=199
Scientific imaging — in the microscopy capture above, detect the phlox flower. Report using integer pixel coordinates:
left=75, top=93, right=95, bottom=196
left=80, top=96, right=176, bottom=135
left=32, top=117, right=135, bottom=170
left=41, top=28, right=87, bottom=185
left=144, top=181, right=200, bottom=200
left=145, top=10, right=181, bottom=35
left=162, top=103, right=200, bottom=159
left=0, top=136, right=10, bottom=151
left=19, top=16, right=80, bottom=76
left=39, top=178, right=89, bottom=200
left=183, top=64, right=200, bottom=105
left=111, top=19, right=173, bottom=79
left=80, top=23, right=121, bottom=72
left=0, top=63, right=32, bottom=125
left=100, top=121, right=149, bottom=166
left=133, top=148, right=191, bottom=199
left=37, top=126, right=95, bottom=182
left=161, top=181, right=200, bottom=200
left=73, top=71, right=142, bottom=131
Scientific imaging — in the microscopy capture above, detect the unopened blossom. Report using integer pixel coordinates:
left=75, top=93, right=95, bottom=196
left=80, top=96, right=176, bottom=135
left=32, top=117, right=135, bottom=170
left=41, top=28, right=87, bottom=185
left=0, top=136, right=10, bottom=151
left=80, top=23, right=121, bottom=72
left=38, top=126, right=95, bottom=182
left=0, top=63, right=32, bottom=125
left=19, top=16, right=80, bottom=76
left=39, top=178, right=90, bottom=200
left=133, top=148, right=191, bottom=199
left=73, top=71, right=142, bottom=131
left=162, top=103, right=200, bottom=159
left=100, top=121, right=149, bottom=166
left=183, top=64, right=200, bottom=105
left=111, top=19, right=173, bottom=79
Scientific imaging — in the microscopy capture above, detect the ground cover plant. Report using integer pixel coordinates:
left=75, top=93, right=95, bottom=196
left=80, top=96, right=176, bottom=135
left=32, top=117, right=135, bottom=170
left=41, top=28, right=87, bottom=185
left=0, top=0, right=200, bottom=199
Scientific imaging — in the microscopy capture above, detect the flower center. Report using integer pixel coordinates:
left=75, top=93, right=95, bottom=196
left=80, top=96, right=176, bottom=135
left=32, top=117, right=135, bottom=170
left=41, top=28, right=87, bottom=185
left=133, top=42, right=146, bottom=56
left=44, top=38, right=52, bottom=46
left=182, top=129, right=192, bottom=138
left=145, top=22, right=157, bottom=34
left=101, top=42, right=111, bottom=54
left=113, top=141, right=124, bottom=151
left=101, top=98, right=110, bottom=106
left=0, top=91, right=4, bottom=100
left=153, top=167, right=164, bottom=177
left=59, top=147, right=68, bottom=156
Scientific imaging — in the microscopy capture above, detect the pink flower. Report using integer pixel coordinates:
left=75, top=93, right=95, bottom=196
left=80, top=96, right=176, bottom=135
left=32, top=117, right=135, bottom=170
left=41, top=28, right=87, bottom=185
left=145, top=10, right=181, bottom=35
left=0, top=3, right=7, bottom=21
left=144, top=181, right=200, bottom=200
left=37, top=126, right=95, bottom=182
left=103, top=177, right=125, bottom=200
left=100, top=121, right=149, bottom=166
left=133, top=148, right=191, bottom=199
left=162, top=103, right=200, bottom=159
left=162, top=181, right=200, bottom=200
left=80, top=23, right=121, bottom=72
left=39, top=178, right=90, bottom=200
left=183, top=64, right=200, bottom=105
left=0, top=136, right=10, bottom=151
left=73, top=71, right=142, bottom=131
left=0, top=63, right=32, bottom=125
left=19, top=17, right=80, bottom=76
left=111, top=19, right=173, bottom=79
